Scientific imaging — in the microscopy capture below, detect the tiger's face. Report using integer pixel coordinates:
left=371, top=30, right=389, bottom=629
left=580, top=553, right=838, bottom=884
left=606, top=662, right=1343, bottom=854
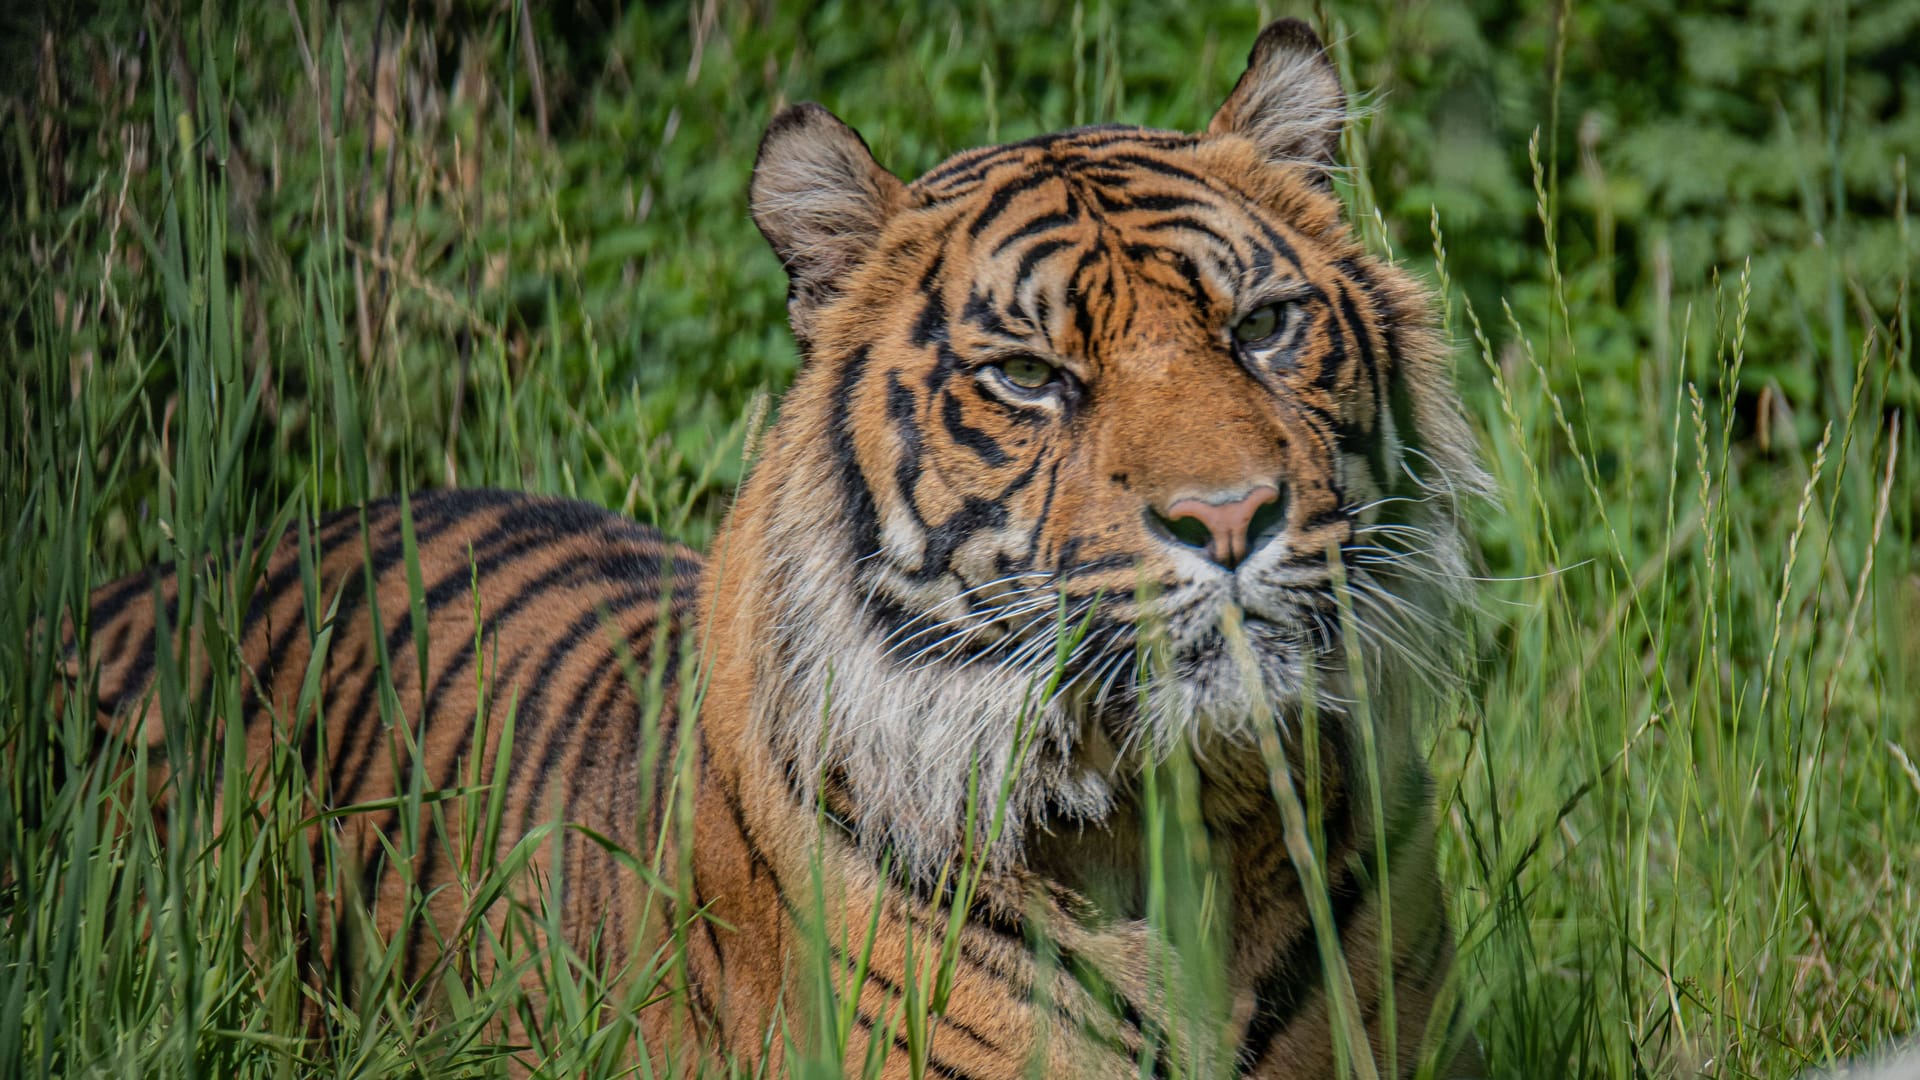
left=821, top=129, right=1432, bottom=736
left=743, top=21, right=1483, bottom=864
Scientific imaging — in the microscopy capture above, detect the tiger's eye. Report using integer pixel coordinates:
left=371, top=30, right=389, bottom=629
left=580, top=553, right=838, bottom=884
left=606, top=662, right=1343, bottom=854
left=1000, top=357, right=1057, bottom=389
left=1234, top=303, right=1285, bottom=343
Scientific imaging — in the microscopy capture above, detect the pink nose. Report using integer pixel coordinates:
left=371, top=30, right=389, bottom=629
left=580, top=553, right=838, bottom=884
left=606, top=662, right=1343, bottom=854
left=1163, top=485, right=1281, bottom=569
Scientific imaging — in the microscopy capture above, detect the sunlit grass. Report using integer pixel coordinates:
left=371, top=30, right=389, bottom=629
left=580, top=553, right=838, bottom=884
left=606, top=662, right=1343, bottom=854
left=2, top=4, right=1913, bottom=1079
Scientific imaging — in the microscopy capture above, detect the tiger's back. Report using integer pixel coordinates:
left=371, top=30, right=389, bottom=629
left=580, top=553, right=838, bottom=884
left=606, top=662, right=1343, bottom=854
left=71, top=488, right=701, bottom=988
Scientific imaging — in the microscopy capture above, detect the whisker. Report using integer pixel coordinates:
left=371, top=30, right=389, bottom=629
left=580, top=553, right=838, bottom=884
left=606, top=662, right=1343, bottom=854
left=889, top=597, right=1058, bottom=667
left=882, top=589, right=1052, bottom=652
left=1343, top=491, right=1441, bottom=516
left=902, top=603, right=1056, bottom=674
left=874, top=572, right=1058, bottom=646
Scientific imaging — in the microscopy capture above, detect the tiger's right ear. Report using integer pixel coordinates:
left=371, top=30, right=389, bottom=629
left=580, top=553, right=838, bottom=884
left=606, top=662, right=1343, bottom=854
left=750, top=103, right=907, bottom=351
left=1207, top=19, right=1346, bottom=181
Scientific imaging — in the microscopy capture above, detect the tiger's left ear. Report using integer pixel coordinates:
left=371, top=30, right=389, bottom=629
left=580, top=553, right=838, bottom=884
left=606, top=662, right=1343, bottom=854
left=751, top=103, right=908, bottom=351
left=1207, top=19, right=1347, bottom=176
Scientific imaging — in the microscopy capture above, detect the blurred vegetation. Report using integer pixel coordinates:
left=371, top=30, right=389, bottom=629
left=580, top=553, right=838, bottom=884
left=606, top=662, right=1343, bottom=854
left=9, top=1, right=1914, bottom=547
left=2, top=1, right=1916, bottom=1077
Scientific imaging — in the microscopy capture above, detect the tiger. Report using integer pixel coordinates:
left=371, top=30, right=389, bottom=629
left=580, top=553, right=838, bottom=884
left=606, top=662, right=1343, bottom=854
left=63, top=18, right=1488, bottom=1079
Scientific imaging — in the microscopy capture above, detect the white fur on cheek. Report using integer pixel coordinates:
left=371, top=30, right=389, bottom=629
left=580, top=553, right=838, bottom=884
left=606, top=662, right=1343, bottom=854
left=750, top=474, right=1111, bottom=879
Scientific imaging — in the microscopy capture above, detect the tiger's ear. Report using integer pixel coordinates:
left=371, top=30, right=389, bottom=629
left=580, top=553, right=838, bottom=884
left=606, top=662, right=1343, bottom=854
left=1207, top=19, right=1347, bottom=176
left=750, top=103, right=907, bottom=350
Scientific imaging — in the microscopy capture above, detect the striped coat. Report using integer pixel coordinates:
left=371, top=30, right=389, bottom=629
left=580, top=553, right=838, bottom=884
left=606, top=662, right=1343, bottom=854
left=71, top=19, right=1485, bottom=1078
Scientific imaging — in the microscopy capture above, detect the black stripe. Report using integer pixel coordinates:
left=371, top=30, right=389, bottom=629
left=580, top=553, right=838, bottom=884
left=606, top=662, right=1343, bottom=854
left=240, top=503, right=374, bottom=731
left=911, top=274, right=950, bottom=348
left=273, top=492, right=497, bottom=769
left=854, top=963, right=1006, bottom=1053
left=413, top=539, right=686, bottom=740
left=1235, top=878, right=1368, bottom=1072
left=917, top=145, right=1019, bottom=191
left=682, top=940, right=726, bottom=1044
left=324, top=519, right=581, bottom=808
left=961, top=290, right=1011, bottom=339
left=918, top=127, right=1192, bottom=195
left=500, top=588, right=667, bottom=812
left=1246, top=241, right=1279, bottom=290
left=1214, top=194, right=1305, bottom=275
left=886, top=371, right=928, bottom=517
left=844, top=1001, right=985, bottom=1080
left=1011, top=237, right=1074, bottom=292
left=1058, top=945, right=1172, bottom=1078
left=992, top=450, right=1046, bottom=502
left=829, top=346, right=883, bottom=563
left=1107, top=192, right=1209, bottom=214
left=1312, top=303, right=1349, bottom=393
left=86, top=569, right=165, bottom=635
left=925, top=341, right=967, bottom=397
left=990, top=209, right=1079, bottom=255
left=1088, top=152, right=1207, bottom=186
left=532, top=623, right=647, bottom=821
left=353, top=511, right=683, bottom=841
left=908, top=497, right=1008, bottom=584
left=1066, top=244, right=1108, bottom=344
left=239, top=500, right=373, bottom=639
left=967, top=168, right=1060, bottom=239
left=1123, top=242, right=1211, bottom=316
left=1333, top=281, right=1388, bottom=434
left=941, top=393, right=1009, bottom=467
left=1280, top=393, right=1342, bottom=460
left=303, top=637, right=368, bottom=784
left=686, top=866, right=728, bottom=1005
left=551, top=639, right=659, bottom=973
left=1385, top=338, right=1422, bottom=490
left=393, top=503, right=674, bottom=691
left=97, top=622, right=135, bottom=688
left=707, top=740, right=780, bottom=886
left=396, top=637, right=540, bottom=982
left=240, top=504, right=382, bottom=733
left=1024, top=460, right=1063, bottom=562
left=360, top=583, right=666, bottom=935
left=1139, top=217, right=1250, bottom=276
left=646, top=618, right=693, bottom=841
left=1235, top=755, right=1415, bottom=1075
left=108, top=582, right=180, bottom=720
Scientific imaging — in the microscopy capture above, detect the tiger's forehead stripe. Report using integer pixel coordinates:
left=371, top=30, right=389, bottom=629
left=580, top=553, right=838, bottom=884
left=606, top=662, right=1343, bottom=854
left=913, top=125, right=1200, bottom=196
left=903, top=149, right=1315, bottom=370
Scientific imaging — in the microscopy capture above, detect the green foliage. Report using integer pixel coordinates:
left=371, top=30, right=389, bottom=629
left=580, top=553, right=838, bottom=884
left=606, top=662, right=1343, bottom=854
left=2, top=1, right=1916, bottom=1078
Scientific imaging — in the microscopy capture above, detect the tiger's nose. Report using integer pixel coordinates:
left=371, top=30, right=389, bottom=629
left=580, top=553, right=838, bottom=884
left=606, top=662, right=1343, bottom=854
left=1155, top=485, right=1284, bottom=570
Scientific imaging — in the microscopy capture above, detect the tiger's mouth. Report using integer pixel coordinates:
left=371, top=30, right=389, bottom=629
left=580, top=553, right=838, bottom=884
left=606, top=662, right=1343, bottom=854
left=873, top=560, right=1364, bottom=727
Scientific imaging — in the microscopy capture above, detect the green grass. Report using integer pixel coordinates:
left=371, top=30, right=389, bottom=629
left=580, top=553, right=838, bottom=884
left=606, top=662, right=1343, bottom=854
left=3, top=2, right=1915, bottom=1077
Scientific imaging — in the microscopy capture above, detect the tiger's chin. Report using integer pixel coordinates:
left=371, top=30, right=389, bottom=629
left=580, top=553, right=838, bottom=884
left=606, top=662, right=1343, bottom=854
left=1101, top=580, right=1357, bottom=747
left=1157, top=619, right=1333, bottom=729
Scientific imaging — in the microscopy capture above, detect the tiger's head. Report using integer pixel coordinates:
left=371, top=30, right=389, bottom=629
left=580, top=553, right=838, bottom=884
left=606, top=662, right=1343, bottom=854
left=732, top=20, right=1486, bottom=877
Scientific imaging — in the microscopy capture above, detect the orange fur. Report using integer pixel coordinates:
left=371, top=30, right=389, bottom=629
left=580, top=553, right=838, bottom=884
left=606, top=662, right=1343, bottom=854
left=71, top=20, right=1486, bottom=1078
